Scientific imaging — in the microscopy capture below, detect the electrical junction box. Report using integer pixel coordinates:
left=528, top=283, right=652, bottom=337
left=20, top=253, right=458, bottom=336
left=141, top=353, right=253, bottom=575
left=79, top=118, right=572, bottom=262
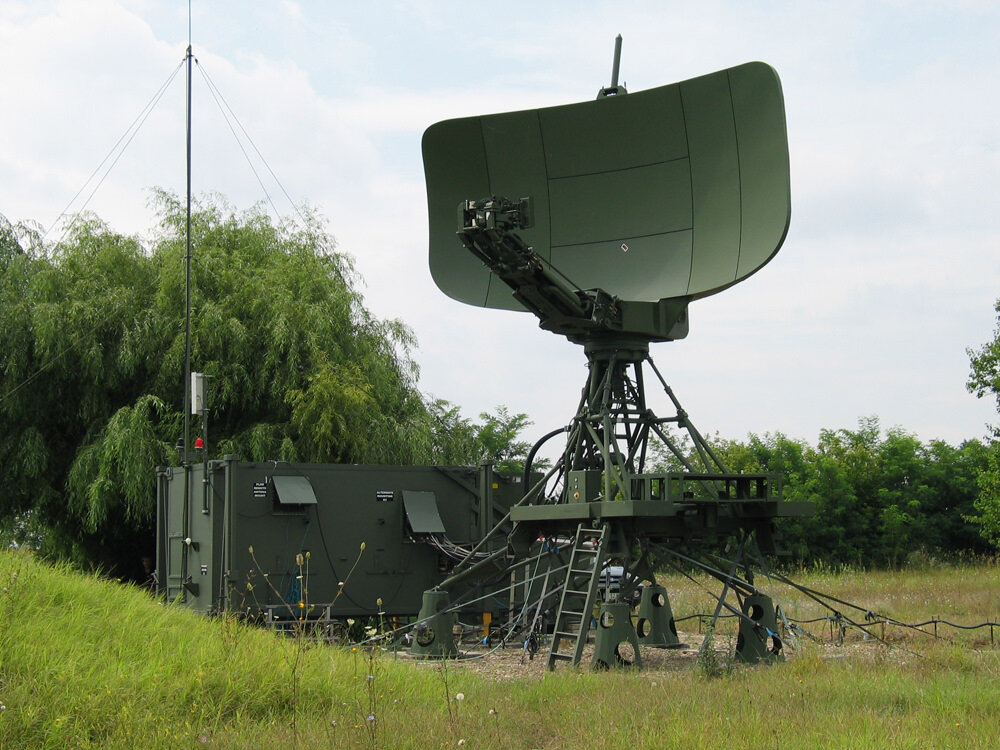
left=568, top=470, right=602, bottom=502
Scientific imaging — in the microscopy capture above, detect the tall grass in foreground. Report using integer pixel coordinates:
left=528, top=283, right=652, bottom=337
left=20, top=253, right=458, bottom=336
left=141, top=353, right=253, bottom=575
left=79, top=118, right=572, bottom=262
left=1, top=548, right=998, bottom=749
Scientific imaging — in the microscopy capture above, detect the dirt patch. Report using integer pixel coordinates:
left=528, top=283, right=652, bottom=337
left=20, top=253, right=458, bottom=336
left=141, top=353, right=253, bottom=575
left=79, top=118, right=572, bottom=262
left=396, top=626, right=902, bottom=679
left=400, top=629, right=728, bottom=679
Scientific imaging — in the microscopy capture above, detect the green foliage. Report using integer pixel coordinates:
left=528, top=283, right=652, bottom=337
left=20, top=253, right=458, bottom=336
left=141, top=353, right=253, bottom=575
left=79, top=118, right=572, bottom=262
left=2, top=549, right=998, bottom=749
left=473, top=406, right=537, bottom=474
left=423, top=401, right=544, bottom=473
left=966, top=299, right=1000, bottom=549
left=0, top=199, right=541, bottom=577
left=652, top=419, right=989, bottom=565
left=967, top=297, right=1000, bottom=437
left=967, top=442, right=1000, bottom=549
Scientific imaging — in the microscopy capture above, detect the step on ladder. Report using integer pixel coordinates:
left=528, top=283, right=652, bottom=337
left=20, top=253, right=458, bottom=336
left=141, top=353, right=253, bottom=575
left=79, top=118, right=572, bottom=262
left=547, top=522, right=610, bottom=670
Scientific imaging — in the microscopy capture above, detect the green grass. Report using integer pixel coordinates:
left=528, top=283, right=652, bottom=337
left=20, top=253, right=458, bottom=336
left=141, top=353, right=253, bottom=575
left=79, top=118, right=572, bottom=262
left=660, top=561, right=1000, bottom=646
left=1, top=548, right=998, bottom=749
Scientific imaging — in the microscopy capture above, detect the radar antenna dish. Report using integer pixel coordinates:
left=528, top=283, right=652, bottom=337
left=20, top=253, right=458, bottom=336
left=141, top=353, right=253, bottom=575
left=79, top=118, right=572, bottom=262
left=415, top=51, right=810, bottom=671
left=423, top=60, right=790, bottom=334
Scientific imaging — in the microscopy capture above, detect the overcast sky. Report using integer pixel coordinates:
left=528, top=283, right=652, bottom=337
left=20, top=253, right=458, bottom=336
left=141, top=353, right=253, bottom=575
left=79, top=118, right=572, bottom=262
left=2, top=0, right=998, bottom=453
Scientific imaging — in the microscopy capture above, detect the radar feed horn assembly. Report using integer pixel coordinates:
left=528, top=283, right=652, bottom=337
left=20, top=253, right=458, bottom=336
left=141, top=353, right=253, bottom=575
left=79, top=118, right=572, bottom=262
left=414, top=40, right=812, bottom=669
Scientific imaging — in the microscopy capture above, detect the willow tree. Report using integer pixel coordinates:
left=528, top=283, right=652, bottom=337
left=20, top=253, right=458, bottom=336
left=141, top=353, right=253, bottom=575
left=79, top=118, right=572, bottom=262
left=0, top=196, right=436, bottom=575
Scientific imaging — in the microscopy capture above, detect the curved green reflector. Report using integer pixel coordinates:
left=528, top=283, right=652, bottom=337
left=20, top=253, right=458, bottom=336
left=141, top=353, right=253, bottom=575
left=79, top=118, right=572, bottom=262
left=423, top=61, right=790, bottom=311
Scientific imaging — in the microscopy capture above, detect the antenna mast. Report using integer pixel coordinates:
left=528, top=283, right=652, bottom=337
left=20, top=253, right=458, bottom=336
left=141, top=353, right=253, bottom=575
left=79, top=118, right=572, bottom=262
left=183, top=15, right=193, bottom=464
left=177, top=3, right=195, bottom=604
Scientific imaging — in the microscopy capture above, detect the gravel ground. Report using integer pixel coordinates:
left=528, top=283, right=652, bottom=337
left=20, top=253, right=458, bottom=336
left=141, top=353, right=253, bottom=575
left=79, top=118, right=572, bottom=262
left=400, top=629, right=723, bottom=679
left=394, top=625, right=891, bottom=678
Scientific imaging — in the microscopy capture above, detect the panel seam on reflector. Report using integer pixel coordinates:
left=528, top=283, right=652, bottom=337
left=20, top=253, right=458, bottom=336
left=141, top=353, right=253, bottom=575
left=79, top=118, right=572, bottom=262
left=550, top=226, right=692, bottom=249
left=546, top=154, right=689, bottom=183
left=536, top=108, right=554, bottom=266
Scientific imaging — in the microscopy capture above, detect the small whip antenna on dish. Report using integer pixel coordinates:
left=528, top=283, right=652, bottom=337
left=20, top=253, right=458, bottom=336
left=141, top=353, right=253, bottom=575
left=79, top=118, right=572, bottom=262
left=598, top=34, right=627, bottom=97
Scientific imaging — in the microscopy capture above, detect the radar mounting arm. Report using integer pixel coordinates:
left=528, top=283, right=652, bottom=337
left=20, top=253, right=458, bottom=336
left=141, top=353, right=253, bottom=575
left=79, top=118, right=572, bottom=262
left=457, top=196, right=689, bottom=345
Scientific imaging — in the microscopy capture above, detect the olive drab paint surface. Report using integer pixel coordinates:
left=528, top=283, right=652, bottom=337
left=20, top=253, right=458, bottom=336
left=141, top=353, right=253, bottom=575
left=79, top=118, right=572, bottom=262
left=423, top=62, right=790, bottom=313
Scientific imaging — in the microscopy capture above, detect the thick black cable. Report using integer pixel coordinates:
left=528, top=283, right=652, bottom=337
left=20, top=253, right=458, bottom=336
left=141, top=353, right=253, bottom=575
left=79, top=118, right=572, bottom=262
left=722, top=552, right=940, bottom=645
left=663, top=546, right=922, bottom=656
left=652, top=547, right=788, bottom=649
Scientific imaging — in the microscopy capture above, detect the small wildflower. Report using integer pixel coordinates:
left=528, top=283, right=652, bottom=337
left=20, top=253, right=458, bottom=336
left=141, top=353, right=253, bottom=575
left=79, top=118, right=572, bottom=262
left=199, top=737, right=209, bottom=744
left=376, top=597, right=383, bottom=607
left=248, top=545, right=254, bottom=555
left=367, top=674, right=375, bottom=681
left=367, top=714, right=375, bottom=722
left=488, top=708, right=496, bottom=715
left=455, top=692, right=465, bottom=701
left=296, top=553, right=304, bottom=566
left=458, top=740, right=466, bottom=746
left=347, top=618, right=356, bottom=626
left=330, top=720, right=337, bottom=727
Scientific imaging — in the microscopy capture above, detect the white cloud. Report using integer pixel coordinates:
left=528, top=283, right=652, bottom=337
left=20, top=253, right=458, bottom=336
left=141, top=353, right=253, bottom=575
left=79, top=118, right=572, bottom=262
left=2, top=0, right=998, bottom=450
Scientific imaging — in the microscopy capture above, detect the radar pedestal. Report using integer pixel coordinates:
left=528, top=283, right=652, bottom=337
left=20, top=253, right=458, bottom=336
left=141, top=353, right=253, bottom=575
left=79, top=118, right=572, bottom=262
left=410, top=589, right=457, bottom=659
left=593, top=602, right=642, bottom=669
left=636, top=585, right=683, bottom=649
left=415, top=52, right=813, bottom=668
left=735, top=594, right=784, bottom=663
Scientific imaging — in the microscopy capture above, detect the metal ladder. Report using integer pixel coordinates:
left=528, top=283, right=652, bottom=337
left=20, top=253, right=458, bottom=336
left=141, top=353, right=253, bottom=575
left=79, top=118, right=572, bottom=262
left=547, top=522, right=609, bottom=669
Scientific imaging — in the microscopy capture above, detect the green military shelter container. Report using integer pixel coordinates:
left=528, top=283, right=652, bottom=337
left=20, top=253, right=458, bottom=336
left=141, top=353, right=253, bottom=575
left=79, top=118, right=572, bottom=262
left=155, top=456, right=521, bottom=620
